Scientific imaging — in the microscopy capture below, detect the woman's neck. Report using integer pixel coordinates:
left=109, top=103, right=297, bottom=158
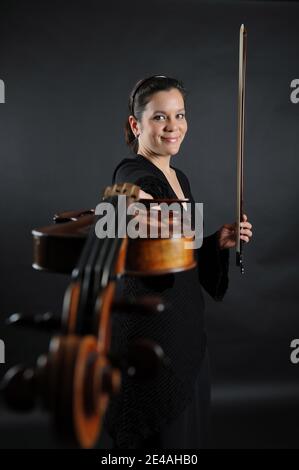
left=137, top=151, right=173, bottom=176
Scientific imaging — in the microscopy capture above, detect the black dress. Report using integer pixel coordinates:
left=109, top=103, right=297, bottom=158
left=103, top=154, right=230, bottom=449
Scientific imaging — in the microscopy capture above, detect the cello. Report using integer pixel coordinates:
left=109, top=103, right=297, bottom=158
left=1, top=183, right=196, bottom=448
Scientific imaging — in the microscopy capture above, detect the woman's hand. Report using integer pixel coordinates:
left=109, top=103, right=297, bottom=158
left=139, top=189, right=153, bottom=199
left=218, top=213, right=253, bottom=250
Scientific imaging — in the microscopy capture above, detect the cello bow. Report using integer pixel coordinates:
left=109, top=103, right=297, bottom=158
left=236, top=24, right=247, bottom=274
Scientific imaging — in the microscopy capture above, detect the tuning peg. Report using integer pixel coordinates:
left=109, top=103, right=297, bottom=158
left=107, top=338, right=169, bottom=381
left=53, top=209, right=94, bottom=223
left=127, top=338, right=169, bottom=380
left=100, top=364, right=121, bottom=396
left=112, top=296, right=166, bottom=316
left=0, top=365, right=36, bottom=411
left=6, top=312, right=61, bottom=332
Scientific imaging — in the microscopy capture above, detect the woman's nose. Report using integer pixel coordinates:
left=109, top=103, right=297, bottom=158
left=164, top=118, right=178, bottom=131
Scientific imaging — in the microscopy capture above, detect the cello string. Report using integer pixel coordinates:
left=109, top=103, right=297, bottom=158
left=76, top=195, right=119, bottom=334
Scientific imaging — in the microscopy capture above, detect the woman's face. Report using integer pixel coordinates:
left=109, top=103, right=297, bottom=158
left=130, top=88, right=188, bottom=157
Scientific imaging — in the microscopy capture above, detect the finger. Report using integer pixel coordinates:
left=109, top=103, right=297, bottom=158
left=240, top=235, right=250, bottom=242
left=240, top=222, right=252, bottom=229
left=224, top=223, right=235, bottom=229
left=240, top=229, right=252, bottom=237
left=139, top=189, right=154, bottom=200
left=242, top=213, right=247, bottom=222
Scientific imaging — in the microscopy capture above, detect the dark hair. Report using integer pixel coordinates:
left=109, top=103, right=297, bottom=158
left=124, top=75, right=187, bottom=154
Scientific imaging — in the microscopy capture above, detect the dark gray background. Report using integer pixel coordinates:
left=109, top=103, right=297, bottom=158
left=0, top=0, right=298, bottom=448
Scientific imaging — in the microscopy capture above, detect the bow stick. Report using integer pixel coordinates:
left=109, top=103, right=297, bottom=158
left=236, top=24, right=247, bottom=274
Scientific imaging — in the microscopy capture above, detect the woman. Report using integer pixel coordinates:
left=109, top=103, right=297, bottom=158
left=103, top=75, right=253, bottom=449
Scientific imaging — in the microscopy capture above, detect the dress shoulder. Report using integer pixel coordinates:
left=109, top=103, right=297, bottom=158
left=112, top=158, right=142, bottom=183
left=112, top=157, right=171, bottom=199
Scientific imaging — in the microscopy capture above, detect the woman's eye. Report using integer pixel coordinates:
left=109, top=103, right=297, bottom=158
left=154, top=114, right=185, bottom=121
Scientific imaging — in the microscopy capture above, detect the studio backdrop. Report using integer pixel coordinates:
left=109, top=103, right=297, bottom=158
left=0, top=0, right=298, bottom=448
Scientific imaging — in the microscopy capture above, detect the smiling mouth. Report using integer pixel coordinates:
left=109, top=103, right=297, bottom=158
left=161, top=137, right=180, bottom=143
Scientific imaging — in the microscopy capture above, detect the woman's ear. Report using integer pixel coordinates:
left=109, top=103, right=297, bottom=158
left=128, top=115, right=140, bottom=137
